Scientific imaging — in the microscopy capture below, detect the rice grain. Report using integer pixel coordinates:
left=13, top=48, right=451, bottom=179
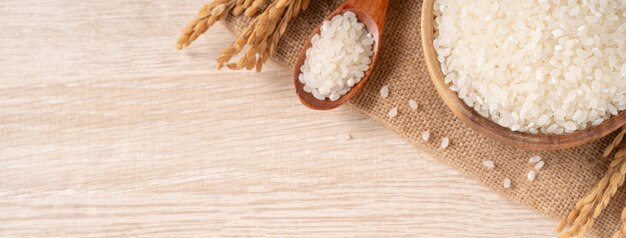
left=529, top=156, right=542, bottom=164
left=528, top=170, right=536, bottom=181
left=387, top=107, right=398, bottom=118
left=380, top=85, right=389, bottom=99
left=408, top=99, right=418, bottom=111
left=440, top=137, right=450, bottom=149
left=422, top=131, right=430, bottom=141
left=482, top=160, right=495, bottom=169
left=534, top=161, right=545, bottom=170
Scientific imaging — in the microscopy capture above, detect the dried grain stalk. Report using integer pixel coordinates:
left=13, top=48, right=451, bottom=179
left=605, top=125, right=626, bottom=158
left=177, top=0, right=238, bottom=50
left=557, top=127, right=626, bottom=238
left=177, top=0, right=309, bottom=72
left=612, top=207, right=626, bottom=238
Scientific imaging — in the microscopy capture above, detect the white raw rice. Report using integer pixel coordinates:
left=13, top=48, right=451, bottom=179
left=380, top=85, right=389, bottom=98
left=534, top=160, right=545, bottom=170
left=434, top=0, right=626, bottom=134
left=529, top=155, right=542, bottom=164
left=408, top=99, right=418, bottom=110
left=440, top=136, right=450, bottom=148
left=503, top=178, right=511, bottom=189
left=528, top=170, right=537, bottom=181
left=299, top=11, right=374, bottom=101
left=482, top=160, right=495, bottom=169
left=388, top=106, right=398, bottom=118
left=422, top=131, right=430, bottom=141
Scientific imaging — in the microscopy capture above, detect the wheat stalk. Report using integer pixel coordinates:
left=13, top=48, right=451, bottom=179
left=175, top=0, right=272, bottom=50
left=556, top=155, right=626, bottom=237
left=177, top=0, right=307, bottom=72
left=216, top=0, right=308, bottom=72
left=176, top=0, right=238, bottom=50
left=557, top=128, right=626, bottom=237
left=613, top=205, right=626, bottom=238
left=605, top=125, right=626, bottom=158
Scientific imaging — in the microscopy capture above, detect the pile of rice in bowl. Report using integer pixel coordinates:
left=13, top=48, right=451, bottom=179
left=434, top=0, right=626, bottom=134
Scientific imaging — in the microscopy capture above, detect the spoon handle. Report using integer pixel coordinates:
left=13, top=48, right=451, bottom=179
left=345, top=0, right=390, bottom=25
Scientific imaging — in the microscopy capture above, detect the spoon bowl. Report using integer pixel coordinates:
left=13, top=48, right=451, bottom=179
left=294, top=0, right=389, bottom=110
left=421, top=0, right=626, bottom=151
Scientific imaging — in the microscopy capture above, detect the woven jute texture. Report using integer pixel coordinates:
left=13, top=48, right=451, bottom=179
left=224, top=0, right=625, bottom=237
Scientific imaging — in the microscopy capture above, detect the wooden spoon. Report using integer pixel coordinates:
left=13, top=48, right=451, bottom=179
left=421, top=0, right=626, bottom=151
left=293, top=0, right=389, bottom=110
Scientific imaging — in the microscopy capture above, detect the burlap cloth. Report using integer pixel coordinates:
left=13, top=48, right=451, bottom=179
left=224, top=0, right=625, bottom=237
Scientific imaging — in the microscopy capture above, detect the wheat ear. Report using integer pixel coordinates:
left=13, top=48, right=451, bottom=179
left=605, top=125, right=626, bottom=158
left=176, top=0, right=241, bottom=50
left=613, top=205, right=626, bottom=238
left=177, top=0, right=308, bottom=72
left=557, top=153, right=626, bottom=237
left=217, top=0, right=307, bottom=72
left=557, top=127, right=626, bottom=238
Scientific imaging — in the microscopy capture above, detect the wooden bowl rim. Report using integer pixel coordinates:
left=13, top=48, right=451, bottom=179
left=420, top=0, right=626, bottom=151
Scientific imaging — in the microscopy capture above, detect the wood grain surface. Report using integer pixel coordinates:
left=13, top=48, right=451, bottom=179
left=0, top=1, right=558, bottom=237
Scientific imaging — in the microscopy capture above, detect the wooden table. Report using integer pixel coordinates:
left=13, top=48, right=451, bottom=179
left=0, top=1, right=558, bottom=237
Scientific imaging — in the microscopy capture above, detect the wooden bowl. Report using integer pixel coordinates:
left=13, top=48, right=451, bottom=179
left=421, top=0, right=626, bottom=151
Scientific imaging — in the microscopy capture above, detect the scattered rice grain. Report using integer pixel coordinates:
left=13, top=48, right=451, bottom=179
left=529, top=156, right=542, bottom=164
left=482, top=160, right=495, bottom=169
left=534, top=160, right=545, bottom=170
left=528, top=170, right=536, bottom=181
left=380, top=85, right=389, bottom=99
left=387, top=107, right=398, bottom=118
left=422, top=131, right=430, bottom=141
left=440, top=137, right=450, bottom=149
left=503, top=178, right=511, bottom=189
left=408, top=99, right=418, bottom=110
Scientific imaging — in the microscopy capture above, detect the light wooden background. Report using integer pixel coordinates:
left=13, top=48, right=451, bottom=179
left=0, top=1, right=558, bottom=237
